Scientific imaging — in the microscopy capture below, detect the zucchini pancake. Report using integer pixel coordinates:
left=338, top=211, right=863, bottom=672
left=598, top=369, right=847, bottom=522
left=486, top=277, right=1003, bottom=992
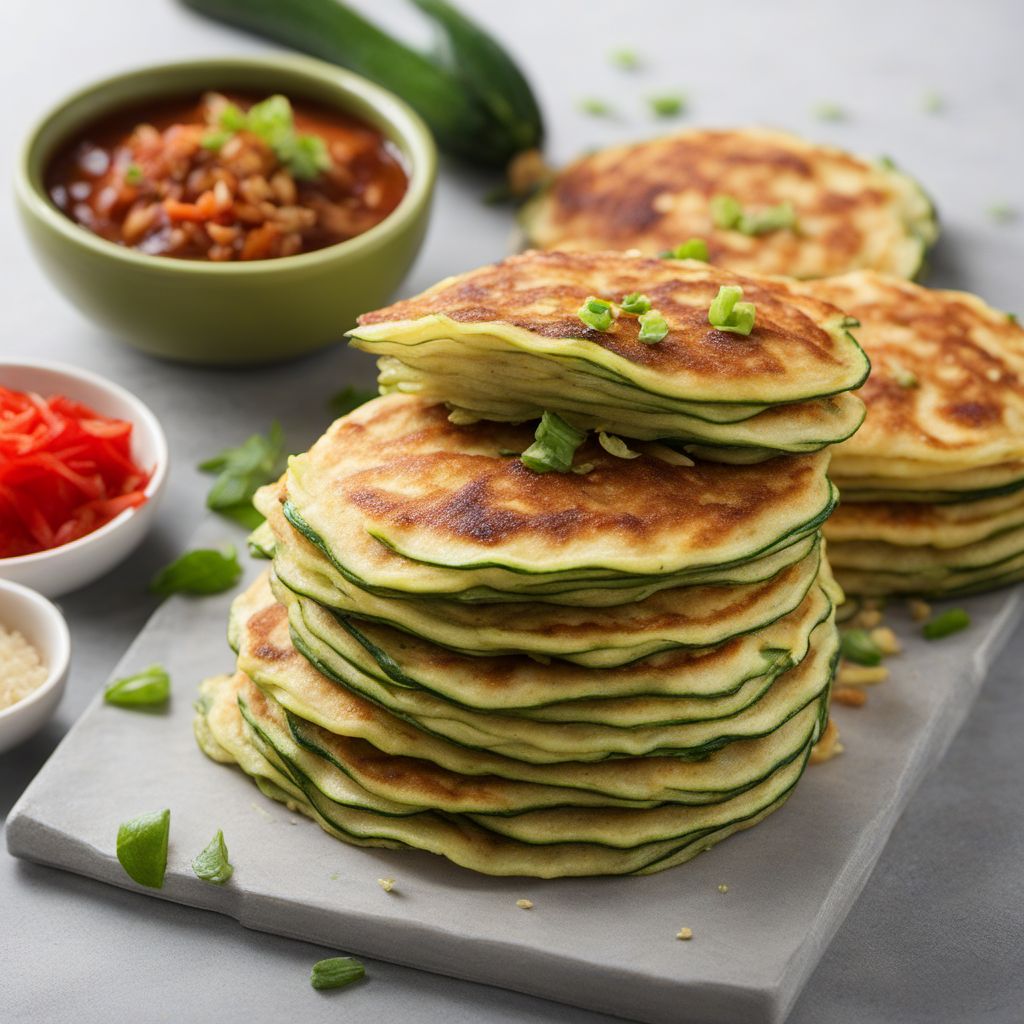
left=521, top=128, right=937, bottom=279
left=196, top=248, right=861, bottom=878
left=795, top=271, right=1024, bottom=596
left=349, top=249, right=868, bottom=461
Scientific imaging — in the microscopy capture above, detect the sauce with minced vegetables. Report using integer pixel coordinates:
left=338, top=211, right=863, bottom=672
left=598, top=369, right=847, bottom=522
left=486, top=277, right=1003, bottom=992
left=46, top=92, right=408, bottom=261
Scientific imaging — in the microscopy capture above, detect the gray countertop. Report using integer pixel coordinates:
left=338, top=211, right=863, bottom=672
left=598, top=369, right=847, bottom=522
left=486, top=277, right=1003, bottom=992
left=1, top=1, right=1022, bottom=1021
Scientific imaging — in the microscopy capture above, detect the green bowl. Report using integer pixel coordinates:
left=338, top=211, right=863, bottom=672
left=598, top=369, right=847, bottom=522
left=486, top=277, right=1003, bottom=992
left=15, top=55, right=437, bottom=365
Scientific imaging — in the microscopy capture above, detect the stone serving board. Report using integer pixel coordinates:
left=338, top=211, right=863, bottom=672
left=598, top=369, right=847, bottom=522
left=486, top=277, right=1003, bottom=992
left=7, top=518, right=1021, bottom=1024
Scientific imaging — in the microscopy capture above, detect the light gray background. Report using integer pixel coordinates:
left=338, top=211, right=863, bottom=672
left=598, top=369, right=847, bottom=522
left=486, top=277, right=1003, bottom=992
left=1, top=1, right=1021, bottom=1022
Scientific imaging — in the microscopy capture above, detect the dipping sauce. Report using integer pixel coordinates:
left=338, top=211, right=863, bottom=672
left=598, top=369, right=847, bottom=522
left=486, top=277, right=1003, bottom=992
left=0, top=624, right=47, bottom=711
left=46, top=92, right=408, bottom=262
left=0, top=387, right=151, bottom=558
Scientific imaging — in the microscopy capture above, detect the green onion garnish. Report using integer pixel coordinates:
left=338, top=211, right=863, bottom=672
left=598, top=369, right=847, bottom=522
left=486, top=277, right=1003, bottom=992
left=116, top=809, right=171, bottom=889
left=104, top=665, right=171, bottom=709
left=922, top=91, right=945, bottom=114
left=922, top=608, right=971, bottom=640
left=150, top=545, right=242, bottom=597
left=620, top=292, right=652, bottom=314
left=710, top=195, right=743, bottom=229
left=1007, top=312, right=1018, bottom=324
left=311, top=957, right=366, bottom=991
left=192, top=829, right=234, bottom=885
left=711, top=195, right=797, bottom=235
left=521, top=412, right=587, bottom=474
left=598, top=432, right=641, bottom=459
left=708, top=285, right=756, bottom=336
left=649, top=94, right=686, bottom=118
left=578, top=97, right=614, bottom=117
left=201, top=130, right=231, bottom=151
left=987, top=202, right=1019, bottom=225
left=199, top=423, right=285, bottom=529
left=839, top=629, right=883, bottom=666
left=609, top=48, right=641, bottom=71
left=813, top=102, right=846, bottom=122
left=893, top=367, right=919, bottom=389
left=124, top=163, right=144, bottom=185
left=660, top=238, right=709, bottom=262
left=637, top=310, right=669, bottom=344
left=577, top=296, right=616, bottom=332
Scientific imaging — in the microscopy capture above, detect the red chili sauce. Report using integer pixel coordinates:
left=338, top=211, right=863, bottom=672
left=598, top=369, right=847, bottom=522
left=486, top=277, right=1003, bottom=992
left=45, top=92, right=408, bottom=261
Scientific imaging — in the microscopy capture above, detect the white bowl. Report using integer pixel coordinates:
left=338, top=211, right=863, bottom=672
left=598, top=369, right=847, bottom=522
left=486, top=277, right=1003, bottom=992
left=0, top=360, right=168, bottom=597
left=0, top=578, right=71, bottom=753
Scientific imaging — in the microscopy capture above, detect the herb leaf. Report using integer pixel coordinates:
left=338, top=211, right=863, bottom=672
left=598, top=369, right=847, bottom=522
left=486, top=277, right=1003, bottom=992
left=192, top=829, right=234, bottom=885
left=200, top=423, right=285, bottom=524
left=521, top=412, right=587, bottom=474
left=329, top=386, right=378, bottom=418
left=839, top=629, right=883, bottom=666
left=150, top=546, right=242, bottom=597
left=310, top=956, right=366, bottom=991
left=922, top=608, right=971, bottom=640
left=649, top=93, right=686, bottom=118
left=104, top=665, right=171, bottom=708
left=117, top=809, right=170, bottom=889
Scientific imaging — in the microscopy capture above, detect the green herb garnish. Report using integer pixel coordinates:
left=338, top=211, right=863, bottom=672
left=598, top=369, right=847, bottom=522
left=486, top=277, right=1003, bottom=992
left=649, top=93, right=686, bottom=118
left=609, top=48, right=641, bottom=71
left=577, top=296, right=616, bottom=332
left=124, top=163, right=144, bottom=185
left=578, top=97, right=614, bottom=117
left=840, top=629, right=883, bottom=666
left=922, top=608, right=971, bottom=640
left=660, top=238, right=709, bottom=262
left=598, top=432, right=640, bottom=459
left=708, top=285, right=756, bottom=336
left=150, top=545, right=242, bottom=597
left=521, top=412, right=587, bottom=474
left=310, top=956, right=366, bottom=991
left=620, top=292, right=652, bottom=315
left=199, top=423, right=285, bottom=528
left=710, top=194, right=743, bottom=230
left=117, top=809, right=170, bottom=889
left=892, top=367, right=919, bottom=389
left=987, top=202, right=1019, bottom=225
left=1007, top=312, right=1018, bottom=324
left=329, top=386, right=378, bottom=418
left=813, top=102, right=846, bottom=122
left=203, top=95, right=331, bottom=180
left=104, top=665, right=171, bottom=708
left=711, top=195, right=797, bottom=235
left=921, top=91, right=945, bottom=114
left=637, top=310, right=669, bottom=344
left=192, top=829, right=234, bottom=885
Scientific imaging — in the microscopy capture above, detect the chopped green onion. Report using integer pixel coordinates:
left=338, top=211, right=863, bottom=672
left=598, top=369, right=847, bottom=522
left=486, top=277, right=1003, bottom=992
left=199, top=423, right=285, bottom=526
left=840, top=315, right=861, bottom=330
left=150, top=545, right=242, bottom=597
left=922, top=608, right=971, bottom=640
left=124, top=163, right=144, bottom=185
left=710, top=195, right=743, bottom=229
left=1007, top=312, right=1018, bottom=324
left=738, top=201, right=798, bottom=236
left=877, top=155, right=897, bottom=170
left=620, top=292, right=652, bottom=315
left=578, top=97, right=614, bottom=117
left=649, top=93, right=686, bottom=118
left=839, top=629, right=883, bottom=666
left=311, top=956, right=366, bottom=991
left=813, top=102, right=846, bottom=122
left=608, top=48, right=641, bottom=71
left=892, top=367, right=919, bottom=389
left=201, top=130, right=231, bottom=151
left=598, top=432, right=641, bottom=459
left=192, top=829, right=234, bottom=885
left=987, top=202, right=1019, bottom=225
left=104, top=665, right=171, bottom=708
left=660, top=238, right=709, bottom=262
left=116, top=809, right=170, bottom=889
left=329, top=386, right=377, bottom=418
left=521, top=412, right=587, bottom=474
left=921, top=91, right=945, bottom=114
left=637, top=310, right=669, bottom=344
left=707, top=285, right=756, bottom=336
left=571, top=462, right=595, bottom=475
left=577, top=296, right=616, bottom=332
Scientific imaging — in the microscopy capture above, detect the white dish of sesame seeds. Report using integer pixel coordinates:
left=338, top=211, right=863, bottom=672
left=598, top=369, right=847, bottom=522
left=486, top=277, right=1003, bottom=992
left=0, top=578, right=71, bottom=754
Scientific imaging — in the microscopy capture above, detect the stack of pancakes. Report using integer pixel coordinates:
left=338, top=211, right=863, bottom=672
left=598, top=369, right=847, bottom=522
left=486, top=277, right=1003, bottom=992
left=197, top=250, right=868, bottom=877
left=794, top=272, right=1024, bottom=597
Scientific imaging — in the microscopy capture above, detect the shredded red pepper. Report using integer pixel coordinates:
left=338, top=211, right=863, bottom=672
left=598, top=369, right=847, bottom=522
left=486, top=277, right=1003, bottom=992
left=0, top=387, right=151, bottom=558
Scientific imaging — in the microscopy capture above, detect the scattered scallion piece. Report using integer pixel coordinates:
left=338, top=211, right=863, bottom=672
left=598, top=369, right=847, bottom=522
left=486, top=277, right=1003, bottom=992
left=578, top=97, right=614, bottom=117
left=840, top=629, right=883, bottom=666
left=199, top=423, right=285, bottom=529
left=710, top=194, right=743, bottom=230
left=310, top=956, right=366, bottom=991
left=813, top=102, right=846, bottom=122
left=104, top=665, right=171, bottom=708
left=192, top=829, right=234, bottom=885
left=577, top=296, right=616, bottom=332
left=987, top=202, right=1019, bottom=225
left=521, top=412, right=587, bottom=474
left=711, top=195, right=797, bottom=235
left=707, top=285, right=756, bottom=336
left=598, top=432, right=641, bottom=459
left=150, top=545, right=242, bottom=597
left=637, top=310, right=669, bottom=344
left=660, top=238, right=709, bottom=261
left=649, top=93, right=686, bottom=118
left=1007, top=312, right=1018, bottom=324
left=608, top=48, right=641, bottom=71
left=922, top=608, right=971, bottom=640
left=329, top=386, right=377, bottom=418
left=921, top=91, right=945, bottom=114
left=124, top=163, right=144, bottom=185
left=620, top=292, right=652, bottom=315
left=892, top=366, right=920, bottom=389
left=116, top=809, right=171, bottom=889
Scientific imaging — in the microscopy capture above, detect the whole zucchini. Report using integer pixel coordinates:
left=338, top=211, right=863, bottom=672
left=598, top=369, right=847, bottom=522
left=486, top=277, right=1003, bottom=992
left=178, top=0, right=544, bottom=168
